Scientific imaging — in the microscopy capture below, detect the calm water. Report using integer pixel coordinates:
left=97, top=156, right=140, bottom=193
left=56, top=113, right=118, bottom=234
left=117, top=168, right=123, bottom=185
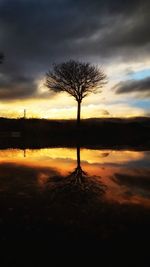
left=0, top=148, right=150, bottom=205
left=0, top=147, right=150, bottom=265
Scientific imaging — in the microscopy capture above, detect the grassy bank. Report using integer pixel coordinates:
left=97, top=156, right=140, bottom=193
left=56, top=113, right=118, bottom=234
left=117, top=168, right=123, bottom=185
left=0, top=117, right=150, bottom=149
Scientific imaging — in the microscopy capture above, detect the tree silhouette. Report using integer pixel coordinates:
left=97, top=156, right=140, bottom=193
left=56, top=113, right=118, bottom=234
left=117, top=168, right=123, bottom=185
left=0, top=53, right=4, bottom=64
left=45, top=60, right=107, bottom=125
left=62, top=145, right=106, bottom=195
left=45, top=145, right=106, bottom=204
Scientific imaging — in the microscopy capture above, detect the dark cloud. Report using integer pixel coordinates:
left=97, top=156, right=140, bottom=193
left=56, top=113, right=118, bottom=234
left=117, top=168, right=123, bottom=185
left=101, top=109, right=110, bottom=116
left=145, top=112, right=150, bottom=117
left=112, top=171, right=150, bottom=198
left=0, top=0, right=150, bottom=100
left=0, top=73, right=37, bottom=100
left=114, top=76, right=150, bottom=97
left=0, top=162, right=59, bottom=193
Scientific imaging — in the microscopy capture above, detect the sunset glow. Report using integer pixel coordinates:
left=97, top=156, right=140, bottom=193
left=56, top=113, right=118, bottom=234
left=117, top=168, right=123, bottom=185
left=0, top=89, right=146, bottom=119
left=0, top=1, right=150, bottom=262
left=0, top=148, right=149, bottom=206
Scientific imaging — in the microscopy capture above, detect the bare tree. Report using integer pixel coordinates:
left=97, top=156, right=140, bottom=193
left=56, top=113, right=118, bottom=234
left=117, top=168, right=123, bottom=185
left=0, top=53, right=4, bottom=64
left=45, top=145, right=106, bottom=202
left=45, top=60, right=107, bottom=124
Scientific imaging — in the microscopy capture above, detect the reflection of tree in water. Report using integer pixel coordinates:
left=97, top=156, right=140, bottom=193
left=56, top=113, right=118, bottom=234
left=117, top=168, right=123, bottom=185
left=45, top=145, right=106, bottom=204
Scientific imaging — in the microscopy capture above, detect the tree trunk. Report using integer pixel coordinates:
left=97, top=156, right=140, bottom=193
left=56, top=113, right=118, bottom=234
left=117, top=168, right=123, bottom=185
left=77, top=145, right=81, bottom=169
left=77, top=101, right=81, bottom=125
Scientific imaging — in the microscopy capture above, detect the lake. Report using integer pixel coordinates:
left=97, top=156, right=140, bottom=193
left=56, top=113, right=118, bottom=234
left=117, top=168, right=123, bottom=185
left=0, top=147, right=150, bottom=266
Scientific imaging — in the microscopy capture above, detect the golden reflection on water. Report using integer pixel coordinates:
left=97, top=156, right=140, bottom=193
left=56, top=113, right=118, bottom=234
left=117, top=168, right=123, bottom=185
left=0, top=148, right=150, bottom=206
left=0, top=147, right=144, bottom=162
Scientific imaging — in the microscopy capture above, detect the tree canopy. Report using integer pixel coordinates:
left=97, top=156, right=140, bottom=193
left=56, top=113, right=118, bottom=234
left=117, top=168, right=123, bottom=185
left=45, top=60, right=107, bottom=124
left=46, top=60, right=107, bottom=102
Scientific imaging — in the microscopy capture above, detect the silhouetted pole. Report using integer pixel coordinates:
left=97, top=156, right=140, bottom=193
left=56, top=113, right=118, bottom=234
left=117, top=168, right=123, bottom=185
left=24, top=109, right=26, bottom=119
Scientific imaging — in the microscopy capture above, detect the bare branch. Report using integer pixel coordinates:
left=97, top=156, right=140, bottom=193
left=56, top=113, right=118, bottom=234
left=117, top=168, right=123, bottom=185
left=45, top=60, right=107, bottom=102
left=0, top=53, right=4, bottom=64
left=45, top=60, right=107, bottom=124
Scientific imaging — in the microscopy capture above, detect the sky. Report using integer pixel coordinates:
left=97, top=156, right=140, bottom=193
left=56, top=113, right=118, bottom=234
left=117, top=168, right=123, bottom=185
left=0, top=0, right=150, bottom=119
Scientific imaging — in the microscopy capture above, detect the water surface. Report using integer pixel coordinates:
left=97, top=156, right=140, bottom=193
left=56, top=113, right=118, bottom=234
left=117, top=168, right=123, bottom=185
left=0, top=148, right=150, bottom=205
left=0, top=147, right=150, bottom=265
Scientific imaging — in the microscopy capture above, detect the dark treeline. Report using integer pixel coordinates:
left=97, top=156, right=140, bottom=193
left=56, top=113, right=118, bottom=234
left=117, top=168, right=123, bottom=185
left=0, top=117, right=150, bottom=149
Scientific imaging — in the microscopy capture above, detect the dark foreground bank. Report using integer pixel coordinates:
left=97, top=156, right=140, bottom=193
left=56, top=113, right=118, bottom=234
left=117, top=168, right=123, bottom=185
left=0, top=117, right=150, bottom=149
left=0, top=180, right=150, bottom=267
